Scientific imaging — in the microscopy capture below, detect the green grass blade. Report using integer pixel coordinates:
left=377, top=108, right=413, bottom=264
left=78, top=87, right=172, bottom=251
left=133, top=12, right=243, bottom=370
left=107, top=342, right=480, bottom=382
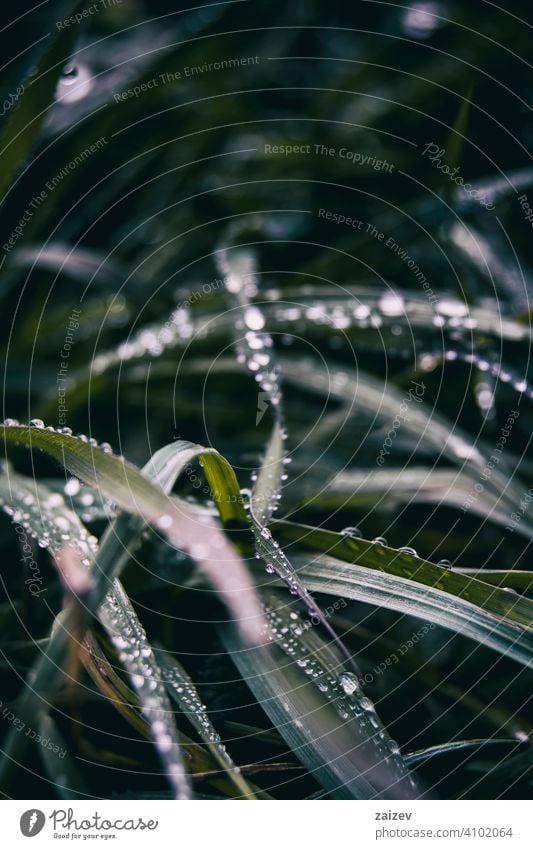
left=220, top=593, right=420, bottom=800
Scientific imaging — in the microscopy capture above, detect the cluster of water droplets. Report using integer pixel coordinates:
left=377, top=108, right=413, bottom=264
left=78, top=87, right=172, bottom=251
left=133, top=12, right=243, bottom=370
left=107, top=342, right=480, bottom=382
left=218, top=249, right=283, bottom=419
left=262, top=602, right=410, bottom=781
left=99, top=585, right=191, bottom=800
left=159, top=658, right=223, bottom=746
left=0, top=457, right=192, bottom=798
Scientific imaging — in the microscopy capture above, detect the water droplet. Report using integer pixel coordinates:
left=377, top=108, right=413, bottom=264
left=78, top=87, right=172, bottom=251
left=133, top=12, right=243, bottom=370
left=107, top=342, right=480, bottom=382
left=29, top=419, right=44, bottom=428
left=360, top=696, right=375, bottom=712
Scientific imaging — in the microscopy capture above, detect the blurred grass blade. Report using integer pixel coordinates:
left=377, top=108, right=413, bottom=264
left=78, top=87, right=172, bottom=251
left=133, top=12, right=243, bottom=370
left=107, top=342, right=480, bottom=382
left=38, top=713, right=90, bottom=800
left=279, top=357, right=527, bottom=522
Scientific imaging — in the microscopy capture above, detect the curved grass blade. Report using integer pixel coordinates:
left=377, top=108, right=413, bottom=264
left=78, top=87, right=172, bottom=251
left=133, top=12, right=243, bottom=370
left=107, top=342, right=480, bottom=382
left=142, top=439, right=247, bottom=525
left=216, top=245, right=359, bottom=674
left=0, top=435, right=264, bottom=788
